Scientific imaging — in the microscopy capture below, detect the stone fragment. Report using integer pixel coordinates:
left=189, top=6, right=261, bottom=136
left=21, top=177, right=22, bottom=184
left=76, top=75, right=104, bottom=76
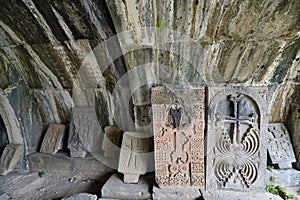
left=102, top=126, right=122, bottom=158
left=151, top=85, right=205, bottom=188
left=152, top=185, right=201, bottom=200
left=267, top=123, right=296, bottom=169
left=266, top=168, right=300, bottom=187
left=101, top=173, right=152, bottom=200
left=202, top=190, right=283, bottom=200
left=68, top=107, right=96, bottom=157
left=118, top=131, right=149, bottom=183
left=61, top=193, right=97, bottom=200
left=206, top=86, right=268, bottom=192
left=0, top=144, right=23, bottom=176
left=40, top=124, right=67, bottom=154
left=28, top=152, right=113, bottom=179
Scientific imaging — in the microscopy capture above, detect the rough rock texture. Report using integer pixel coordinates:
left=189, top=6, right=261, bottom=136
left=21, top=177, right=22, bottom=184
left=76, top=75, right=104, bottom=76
left=0, top=0, right=127, bottom=163
left=105, top=0, right=300, bottom=167
left=0, top=0, right=299, bottom=197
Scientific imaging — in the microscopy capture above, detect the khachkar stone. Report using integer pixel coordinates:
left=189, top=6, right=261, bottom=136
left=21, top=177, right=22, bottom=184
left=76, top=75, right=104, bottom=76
left=40, top=124, right=67, bottom=154
left=68, top=107, right=96, bottom=158
left=206, top=86, right=268, bottom=192
left=151, top=85, right=205, bottom=188
left=267, top=123, right=296, bottom=169
left=102, top=126, right=122, bottom=158
left=118, top=131, right=149, bottom=183
left=0, top=144, right=23, bottom=176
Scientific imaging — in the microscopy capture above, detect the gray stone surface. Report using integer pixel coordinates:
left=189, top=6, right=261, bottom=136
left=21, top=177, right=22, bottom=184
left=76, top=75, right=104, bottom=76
left=206, top=86, right=268, bottom=192
left=202, top=190, right=283, bottom=200
left=151, top=85, right=205, bottom=188
left=68, top=107, right=96, bottom=158
left=40, top=124, right=67, bottom=154
left=266, top=169, right=300, bottom=187
left=267, top=123, right=296, bottom=169
left=118, top=132, right=149, bottom=184
left=101, top=173, right=152, bottom=199
left=0, top=144, right=23, bottom=176
left=102, top=126, right=122, bottom=158
left=0, top=193, right=8, bottom=200
left=28, top=152, right=113, bottom=179
left=152, top=185, right=201, bottom=200
left=61, top=193, right=97, bottom=200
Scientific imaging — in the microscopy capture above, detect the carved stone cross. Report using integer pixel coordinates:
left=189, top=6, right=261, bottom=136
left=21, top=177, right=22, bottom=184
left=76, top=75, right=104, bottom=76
left=220, top=94, right=256, bottom=147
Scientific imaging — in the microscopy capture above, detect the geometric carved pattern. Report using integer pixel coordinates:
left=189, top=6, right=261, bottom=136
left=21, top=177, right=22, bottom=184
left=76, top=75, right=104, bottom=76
left=267, top=123, right=296, bottom=169
left=152, top=85, right=205, bottom=188
left=206, top=86, right=268, bottom=192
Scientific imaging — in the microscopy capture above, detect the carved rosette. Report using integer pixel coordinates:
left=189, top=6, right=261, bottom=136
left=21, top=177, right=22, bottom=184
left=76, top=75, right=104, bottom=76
left=206, top=86, right=268, bottom=192
left=152, top=85, right=205, bottom=188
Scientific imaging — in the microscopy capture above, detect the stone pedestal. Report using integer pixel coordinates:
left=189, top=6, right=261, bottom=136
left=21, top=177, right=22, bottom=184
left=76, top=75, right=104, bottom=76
left=152, top=186, right=201, bottom=200
left=62, top=193, right=97, bottom=200
left=266, top=168, right=300, bottom=187
left=118, top=131, right=149, bottom=184
left=101, top=173, right=152, bottom=200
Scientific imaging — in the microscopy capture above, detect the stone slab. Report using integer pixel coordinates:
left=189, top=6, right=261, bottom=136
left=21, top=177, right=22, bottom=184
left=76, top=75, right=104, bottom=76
left=206, top=86, right=268, bottom=192
left=0, top=144, right=23, bottom=176
left=118, top=131, right=149, bottom=183
left=40, top=124, right=67, bottom=154
left=68, top=107, right=96, bottom=158
left=152, top=185, right=201, bottom=200
left=101, top=173, right=152, bottom=199
left=267, top=123, right=296, bottom=169
left=61, top=193, right=97, bottom=200
left=266, top=169, right=300, bottom=187
left=151, top=85, right=205, bottom=188
left=202, top=190, right=283, bottom=200
left=28, top=152, right=113, bottom=179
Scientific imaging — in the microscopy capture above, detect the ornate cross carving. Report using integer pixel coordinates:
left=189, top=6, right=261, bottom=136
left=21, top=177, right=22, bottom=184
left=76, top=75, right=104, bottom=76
left=218, top=94, right=257, bottom=147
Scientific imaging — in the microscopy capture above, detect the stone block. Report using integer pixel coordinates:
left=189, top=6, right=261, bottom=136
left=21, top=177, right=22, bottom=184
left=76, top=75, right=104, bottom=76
left=101, top=173, right=152, bottom=199
left=151, top=85, right=205, bottom=188
left=40, top=124, right=67, bottom=154
left=118, top=132, right=149, bottom=183
left=68, top=107, right=96, bottom=158
left=0, top=144, right=23, bottom=176
left=152, top=185, right=201, bottom=200
left=28, top=152, right=113, bottom=179
left=206, top=86, right=268, bottom=192
left=102, top=126, right=122, bottom=158
left=61, top=193, right=97, bottom=200
left=266, top=169, right=300, bottom=187
left=267, top=123, right=296, bottom=169
left=202, top=190, right=282, bottom=200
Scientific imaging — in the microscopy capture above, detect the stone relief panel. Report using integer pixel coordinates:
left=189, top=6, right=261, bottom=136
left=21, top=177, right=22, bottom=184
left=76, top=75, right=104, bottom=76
left=206, top=86, right=268, bottom=192
left=151, top=85, right=205, bottom=188
left=267, top=123, right=296, bottom=169
left=40, top=124, right=67, bottom=154
left=118, top=131, right=149, bottom=183
left=68, top=107, right=96, bottom=158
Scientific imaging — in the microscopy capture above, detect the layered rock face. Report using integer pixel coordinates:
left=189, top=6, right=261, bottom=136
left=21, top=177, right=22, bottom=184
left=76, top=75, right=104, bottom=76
left=0, top=0, right=299, bottom=168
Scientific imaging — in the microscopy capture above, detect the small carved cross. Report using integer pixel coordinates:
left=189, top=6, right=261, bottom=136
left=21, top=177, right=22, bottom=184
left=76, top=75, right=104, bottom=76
left=221, top=94, right=256, bottom=147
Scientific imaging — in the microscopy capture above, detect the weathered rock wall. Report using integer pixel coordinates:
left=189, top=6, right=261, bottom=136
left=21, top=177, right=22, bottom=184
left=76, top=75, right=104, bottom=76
left=0, top=0, right=127, bottom=160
